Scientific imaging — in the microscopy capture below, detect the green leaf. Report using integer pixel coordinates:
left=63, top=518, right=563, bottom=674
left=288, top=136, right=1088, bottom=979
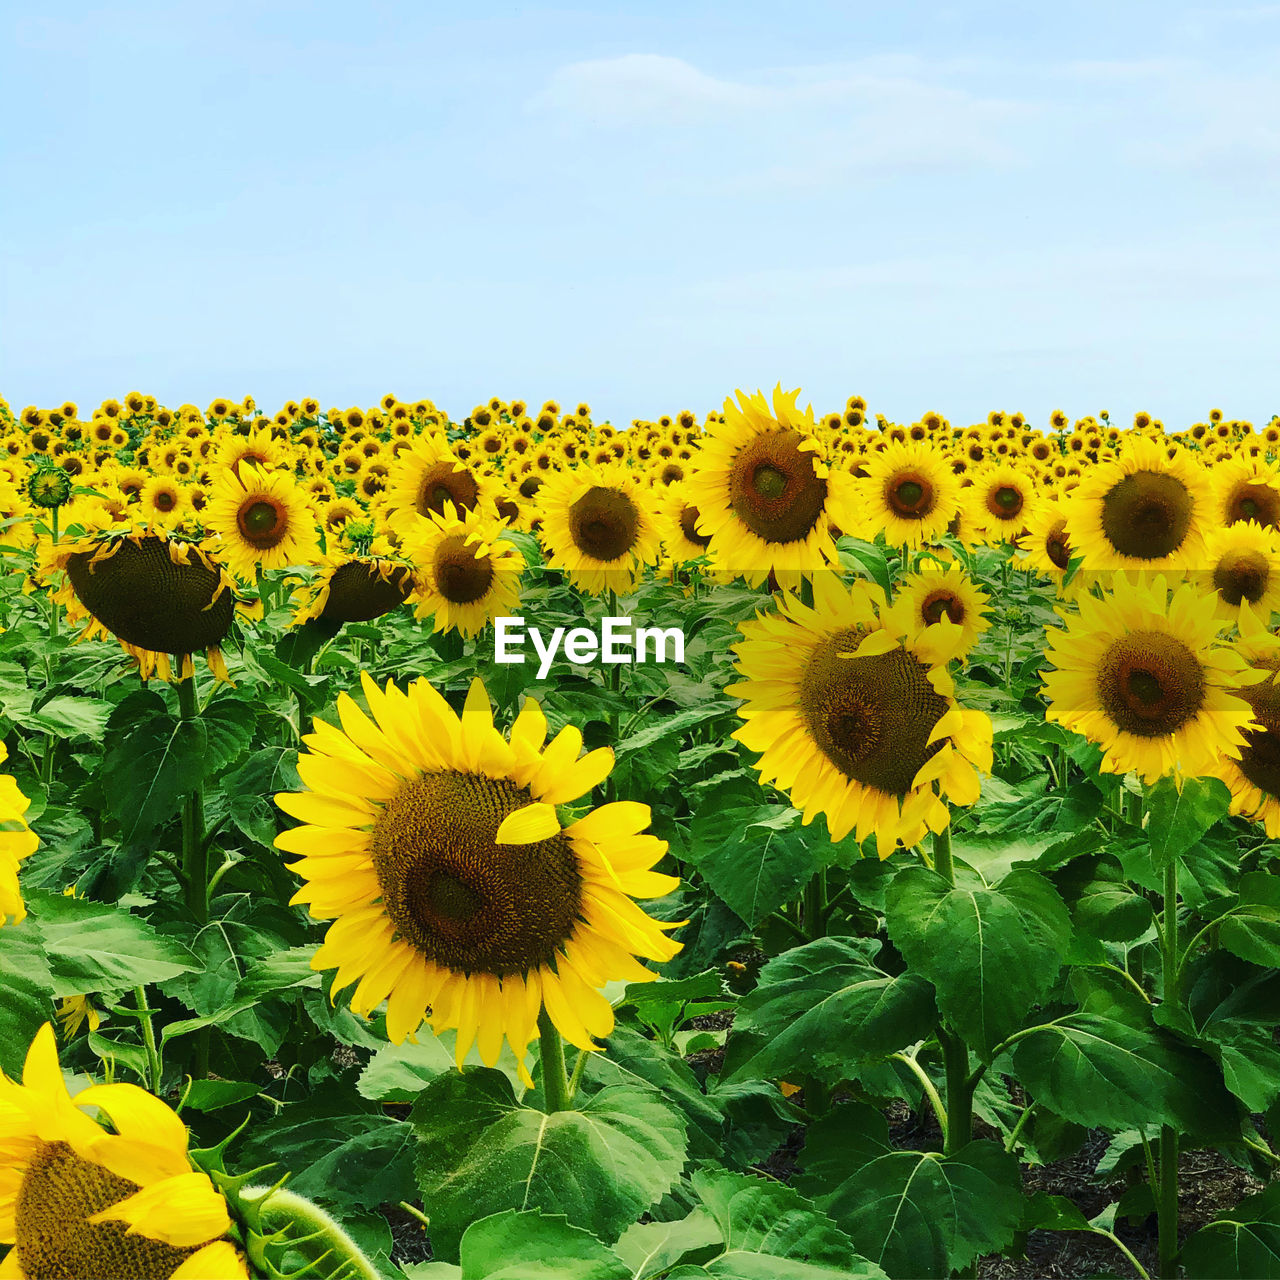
left=411, top=1069, right=687, bottom=1260
left=1147, top=774, right=1231, bottom=869
left=451, top=1210, right=630, bottom=1280
left=358, top=1037, right=456, bottom=1102
left=690, top=800, right=818, bottom=927
left=725, top=938, right=935, bottom=1085
left=101, top=696, right=206, bottom=846
left=884, top=866, right=1071, bottom=1060
left=614, top=1210, right=721, bottom=1279
left=1220, top=873, right=1280, bottom=968
left=25, top=695, right=112, bottom=739
left=1021, top=1192, right=1092, bottom=1232
left=182, top=1079, right=261, bottom=1112
left=619, top=971, right=733, bottom=1044
left=0, top=920, right=56, bottom=1076
left=1182, top=1182, right=1280, bottom=1278
left=28, top=890, right=200, bottom=995
left=1068, top=859, right=1155, bottom=943
left=806, top=1130, right=1024, bottom=1280
left=199, top=699, right=256, bottom=775
left=1010, top=1013, right=1237, bottom=1136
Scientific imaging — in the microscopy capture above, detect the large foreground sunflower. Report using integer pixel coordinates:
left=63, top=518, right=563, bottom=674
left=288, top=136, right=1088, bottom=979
left=538, top=463, right=660, bottom=595
left=1042, top=573, right=1255, bottom=783
left=1, top=744, right=37, bottom=927
left=686, top=386, right=855, bottom=586
left=0, top=1024, right=246, bottom=1279
left=275, top=674, right=682, bottom=1082
left=728, top=577, right=992, bottom=855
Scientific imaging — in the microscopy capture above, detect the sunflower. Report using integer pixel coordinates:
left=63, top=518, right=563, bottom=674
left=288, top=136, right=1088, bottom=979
left=686, top=386, right=854, bottom=586
left=205, top=464, right=321, bottom=582
left=970, top=462, right=1035, bottom=544
left=538, top=463, right=660, bottom=595
left=290, top=546, right=416, bottom=626
left=858, top=440, right=961, bottom=549
left=138, top=476, right=187, bottom=526
left=1042, top=573, right=1255, bottom=784
left=1203, top=522, right=1280, bottom=622
left=275, top=674, right=682, bottom=1081
left=1017, top=498, right=1077, bottom=586
left=1214, top=606, right=1280, bottom=835
left=1, top=743, right=37, bottom=927
left=1068, top=438, right=1211, bottom=572
left=728, top=577, right=992, bottom=856
left=385, top=433, right=492, bottom=530
left=656, top=485, right=714, bottom=564
left=402, top=509, right=525, bottom=637
left=41, top=525, right=245, bottom=683
left=1213, top=456, right=1280, bottom=530
left=887, top=561, right=991, bottom=661
left=0, top=1023, right=247, bottom=1279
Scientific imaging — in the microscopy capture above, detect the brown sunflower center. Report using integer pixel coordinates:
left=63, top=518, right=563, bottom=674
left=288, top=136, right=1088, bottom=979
left=15, top=1141, right=199, bottom=1280
left=988, top=485, right=1024, bottom=519
left=799, top=628, right=949, bottom=796
left=921, top=589, right=964, bottom=626
left=518, top=475, right=543, bottom=500
left=1100, top=470, right=1194, bottom=560
left=66, top=535, right=235, bottom=656
left=370, top=771, right=582, bottom=975
left=1213, top=549, right=1270, bottom=606
left=886, top=474, right=934, bottom=519
left=679, top=505, right=712, bottom=548
left=415, top=461, right=479, bottom=519
left=1096, top=629, right=1205, bottom=737
left=1045, top=523, right=1071, bottom=570
left=433, top=536, right=495, bottom=604
left=727, top=430, right=829, bottom=544
left=237, top=497, right=287, bottom=549
left=568, top=486, right=640, bottom=562
left=154, top=489, right=177, bottom=512
left=1238, top=667, right=1280, bottom=798
left=1227, top=483, right=1280, bottom=529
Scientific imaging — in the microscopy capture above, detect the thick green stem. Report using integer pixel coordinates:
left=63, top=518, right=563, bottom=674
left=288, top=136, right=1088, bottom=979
left=175, top=667, right=208, bottom=924
left=1157, top=856, right=1180, bottom=1279
left=940, top=1028, right=972, bottom=1156
left=933, top=825, right=955, bottom=885
left=246, top=1185, right=381, bottom=1280
left=804, top=866, right=828, bottom=939
left=135, top=985, right=162, bottom=1094
left=538, top=1010, right=572, bottom=1113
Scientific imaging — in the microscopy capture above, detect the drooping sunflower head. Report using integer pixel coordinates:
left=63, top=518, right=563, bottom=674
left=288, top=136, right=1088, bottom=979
left=686, top=385, right=853, bottom=586
left=403, top=508, right=525, bottom=637
left=1042, top=573, right=1256, bottom=784
left=276, top=674, right=682, bottom=1079
left=1203, top=521, right=1280, bottom=622
left=1069, top=438, right=1211, bottom=571
left=290, top=547, right=417, bottom=627
left=205, top=463, right=321, bottom=582
left=858, top=440, right=962, bottom=549
left=538, top=463, right=660, bottom=595
left=0, top=1023, right=248, bottom=1279
left=729, top=576, right=992, bottom=855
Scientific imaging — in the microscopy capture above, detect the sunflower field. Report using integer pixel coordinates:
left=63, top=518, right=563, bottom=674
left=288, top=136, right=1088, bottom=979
left=4, top=387, right=1280, bottom=1280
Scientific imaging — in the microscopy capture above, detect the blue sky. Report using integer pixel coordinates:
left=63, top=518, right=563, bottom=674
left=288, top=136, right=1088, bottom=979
left=4, top=1, right=1279, bottom=428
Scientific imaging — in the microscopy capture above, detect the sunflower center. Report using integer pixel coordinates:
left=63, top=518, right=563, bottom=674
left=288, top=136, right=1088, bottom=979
left=727, top=430, right=829, bottom=544
left=1238, top=668, right=1280, bottom=798
left=1214, top=549, right=1270, bottom=606
left=415, top=462, right=480, bottom=519
left=15, top=1141, right=198, bottom=1280
left=370, top=771, right=582, bottom=975
left=988, top=485, right=1024, bottom=519
left=1096, top=629, right=1205, bottom=737
left=568, top=486, right=640, bottom=562
left=679, top=505, right=712, bottom=548
left=921, top=590, right=964, bottom=626
left=237, top=497, right=287, bottom=549
left=886, top=474, right=934, bottom=519
left=321, top=561, right=414, bottom=622
left=1100, top=470, right=1194, bottom=560
left=1227, top=484, right=1280, bottom=529
left=155, top=490, right=176, bottom=512
left=798, top=628, right=948, bottom=796
left=1046, top=526, right=1071, bottom=570
left=434, top=536, right=495, bottom=604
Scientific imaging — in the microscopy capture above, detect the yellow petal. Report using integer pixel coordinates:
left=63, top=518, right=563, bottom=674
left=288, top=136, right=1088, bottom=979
left=495, top=803, right=561, bottom=845
left=90, top=1171, right=229, bottom=1247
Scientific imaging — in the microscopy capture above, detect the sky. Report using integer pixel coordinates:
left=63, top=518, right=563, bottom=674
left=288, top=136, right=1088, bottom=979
left=3, top=0, right=1279, bottom=429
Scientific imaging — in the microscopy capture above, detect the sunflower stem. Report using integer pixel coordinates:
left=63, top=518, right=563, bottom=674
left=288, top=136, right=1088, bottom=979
left=244, top=1185, right=382, bottom=1280
left=1157, top=852, right=1181, bottom=1280
left=567, top=1045, right=590, bottom=1101
left=932, top=825, right=955, bottom=886
left=538, top=1010, right=572, bottom=1113
left=804, top=866, right=828, bottom=939
left=175, top=665, right=209, bottom=925
left=134, top=984, right=163, bottom=1093
left=939, top=1026, right=972, bottom=1156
